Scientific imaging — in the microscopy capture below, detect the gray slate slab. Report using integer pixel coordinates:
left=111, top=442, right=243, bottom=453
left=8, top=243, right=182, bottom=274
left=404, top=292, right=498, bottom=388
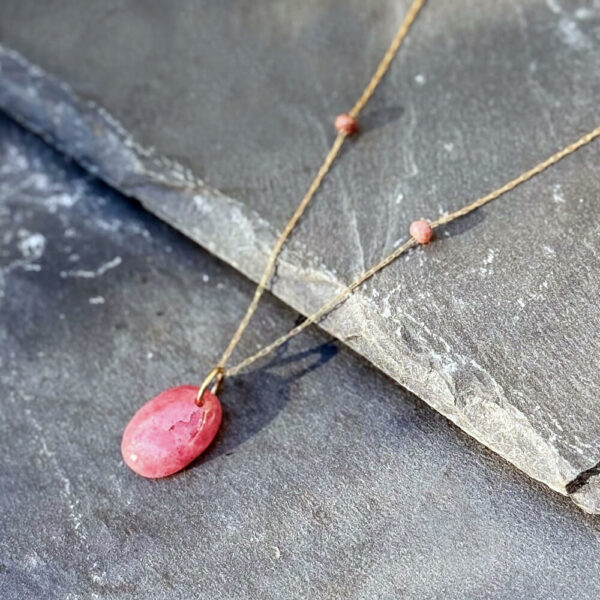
left=3, top=111, right=600, bottom=600
left=0, top=0, right=599, bottom=511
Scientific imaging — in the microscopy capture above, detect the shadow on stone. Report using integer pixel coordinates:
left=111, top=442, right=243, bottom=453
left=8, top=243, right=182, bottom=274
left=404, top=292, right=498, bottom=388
left=359, top=105, right=404, bottom=134
left=436, top=208, right=487, bottom=240
left=194, top=340, right=339, bottom=466
left=334, top=106, right=405, bottom=161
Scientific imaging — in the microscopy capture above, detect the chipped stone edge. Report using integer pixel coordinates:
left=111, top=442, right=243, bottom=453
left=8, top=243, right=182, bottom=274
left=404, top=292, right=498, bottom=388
left=1, top=44, right=598, bottom=513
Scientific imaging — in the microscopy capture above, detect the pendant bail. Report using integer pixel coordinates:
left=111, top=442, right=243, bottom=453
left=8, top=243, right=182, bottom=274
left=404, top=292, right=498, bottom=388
left=196, top=366, right=225, bottom=406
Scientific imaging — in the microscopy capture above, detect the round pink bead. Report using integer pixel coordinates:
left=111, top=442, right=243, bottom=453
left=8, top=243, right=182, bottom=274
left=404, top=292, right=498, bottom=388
left=121, top=385, right=222, bottom=478
left=334, top=113, right=359, bottom=135
left=409, top=220, right=434, bottom=244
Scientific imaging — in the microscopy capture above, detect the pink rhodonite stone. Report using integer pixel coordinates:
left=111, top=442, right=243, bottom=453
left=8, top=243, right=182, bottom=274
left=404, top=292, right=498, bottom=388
left=121, top=385, right=222, bottom=478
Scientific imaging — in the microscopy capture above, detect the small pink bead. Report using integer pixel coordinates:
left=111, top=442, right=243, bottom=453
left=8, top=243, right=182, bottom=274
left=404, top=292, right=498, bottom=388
left=409, top=220, right=434, bottom=244
left=334, top=113, right=359, bottom=135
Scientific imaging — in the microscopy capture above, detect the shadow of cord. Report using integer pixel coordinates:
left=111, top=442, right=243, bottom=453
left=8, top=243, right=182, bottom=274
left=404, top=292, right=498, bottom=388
left=190, top=339, right=339, bottom=467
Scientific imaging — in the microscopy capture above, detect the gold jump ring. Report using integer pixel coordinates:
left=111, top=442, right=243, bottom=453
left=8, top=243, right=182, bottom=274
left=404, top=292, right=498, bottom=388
left=195, top=366, right=225, bottom=406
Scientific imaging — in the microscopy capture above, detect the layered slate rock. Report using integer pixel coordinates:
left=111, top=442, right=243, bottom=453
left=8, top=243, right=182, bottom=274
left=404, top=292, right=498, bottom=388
left=4, top=112, right=600, bottom=599
left=0, top=0, right=599, bottom=511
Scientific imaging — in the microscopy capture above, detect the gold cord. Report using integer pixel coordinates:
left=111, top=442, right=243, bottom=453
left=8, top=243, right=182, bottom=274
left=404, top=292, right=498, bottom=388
left=217, top=132, right=345, bottom=367
left=216, top=0, right=428, bottom=370
left=430, top=125, right=600, bottom=227
left=227, top=124, right=600, bottom=376
left=348, top=0, right=427, bottom=119
left=209, top=0, right=599, bottom=385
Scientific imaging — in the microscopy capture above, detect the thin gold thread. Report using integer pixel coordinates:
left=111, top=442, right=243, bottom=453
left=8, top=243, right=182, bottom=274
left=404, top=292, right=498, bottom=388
left=227, top=124, right=600, bottom=376
left=215, top=0, right=428, bottom=371
left=430, top=125, right=600, bottom=227
left=348, top=0, right=426, bottom=119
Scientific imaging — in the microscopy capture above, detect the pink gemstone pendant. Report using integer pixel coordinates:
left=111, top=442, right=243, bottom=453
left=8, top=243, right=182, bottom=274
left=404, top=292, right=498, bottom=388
left=121, top=385, right=222, bottom=478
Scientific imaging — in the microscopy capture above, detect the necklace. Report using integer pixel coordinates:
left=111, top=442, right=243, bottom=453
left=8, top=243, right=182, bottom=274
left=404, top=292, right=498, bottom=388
left=121, top=0, right=600, bottom=479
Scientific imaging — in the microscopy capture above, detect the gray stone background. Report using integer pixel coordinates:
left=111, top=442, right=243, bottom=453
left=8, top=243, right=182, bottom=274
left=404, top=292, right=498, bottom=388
left=1, top=1, right=600, bottom=597
left=2, top=107, right=600, bottom=600
left=1, top=0, right=599, bottom=510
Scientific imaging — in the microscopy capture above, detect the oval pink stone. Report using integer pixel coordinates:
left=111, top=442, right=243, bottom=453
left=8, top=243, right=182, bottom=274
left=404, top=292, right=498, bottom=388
left=121, top=385, right=222, bottom=478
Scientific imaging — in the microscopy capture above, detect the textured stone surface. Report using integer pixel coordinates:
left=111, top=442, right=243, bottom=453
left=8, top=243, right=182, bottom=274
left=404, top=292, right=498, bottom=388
left=3, top=111, right=600, bottom=600
left=0, top=0, right=599, bottom=510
